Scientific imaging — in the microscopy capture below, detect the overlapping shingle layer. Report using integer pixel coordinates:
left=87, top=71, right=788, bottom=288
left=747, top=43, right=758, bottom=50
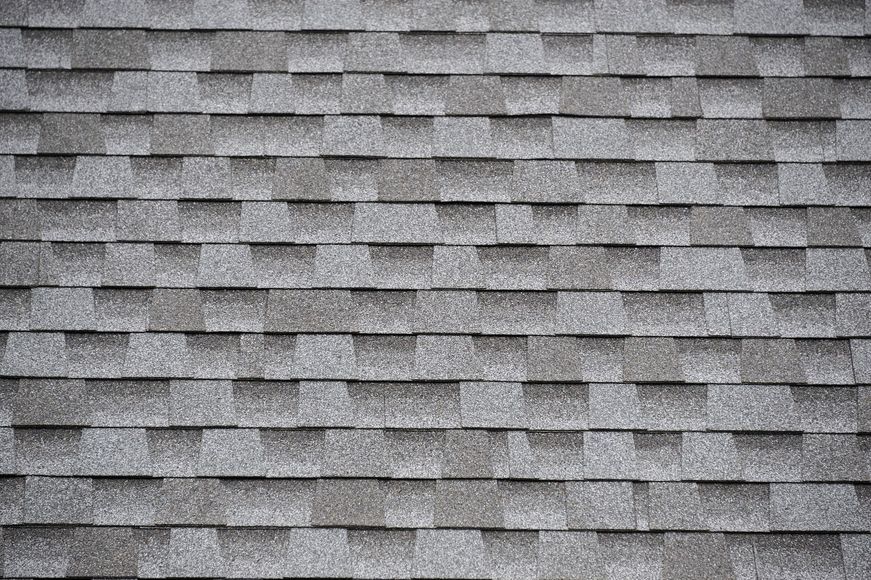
left=1, top=1, right=870, bottom=578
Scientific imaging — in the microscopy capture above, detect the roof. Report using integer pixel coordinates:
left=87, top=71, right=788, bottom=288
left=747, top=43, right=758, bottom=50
left=1, top=0, right=870, bottom=578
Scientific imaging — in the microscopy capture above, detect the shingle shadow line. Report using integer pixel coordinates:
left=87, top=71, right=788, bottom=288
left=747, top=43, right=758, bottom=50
left=3, top=24, right=869, bottom=41
left=4, top=284, right=871, bottom=296
left=0, top=523, right=859, bottom=536
left=5, top=106, right=864, bottom=122
left=0, top=374, right=860, bottom=387
left=11, top=111, right=869, bottom=123
left=10, top=152, right=866, bottom=164
left=10, top=329, right=871, bottom=342
left=3, top=425, right=857, bottom=437
left=10, top=285, right=871, bottom=295
left=9, top=197, right=871, bottom=212
left=6, top=474, right=867, bottom=485
left=10, top=238, right=871, bottom=251
left=13, top=70, right=871, bottom=83
left=11, top=152, right=871, bottom=166
left=7, top=65, right=871, bottom=81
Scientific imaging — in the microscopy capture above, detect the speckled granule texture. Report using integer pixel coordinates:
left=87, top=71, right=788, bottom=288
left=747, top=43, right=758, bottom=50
left=0, top=0, right=870, bottom=578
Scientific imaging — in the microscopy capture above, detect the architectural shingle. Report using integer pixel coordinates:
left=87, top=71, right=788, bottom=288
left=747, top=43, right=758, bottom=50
left=2, top=2, right=869, bottom=578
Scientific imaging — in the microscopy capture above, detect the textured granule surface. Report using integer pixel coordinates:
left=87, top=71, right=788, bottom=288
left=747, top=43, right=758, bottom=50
left=0, top=1, right=870, bottom=578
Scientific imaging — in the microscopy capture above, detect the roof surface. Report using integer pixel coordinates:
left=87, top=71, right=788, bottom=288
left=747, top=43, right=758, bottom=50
left=1, top=0, right=870, bottom=578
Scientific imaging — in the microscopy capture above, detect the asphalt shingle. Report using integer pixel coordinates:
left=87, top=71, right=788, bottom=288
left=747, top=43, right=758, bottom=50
left=4, top=4, right=870, bottom=579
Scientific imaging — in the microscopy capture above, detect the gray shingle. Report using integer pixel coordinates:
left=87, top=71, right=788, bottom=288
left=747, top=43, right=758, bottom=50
left=86, top=379, right=169, bottom=427
left=673, top=335, right=739, bottom=381
left=312, top=478, right=384, bottom=526
left=294, top=333, right=356, bottom=379
left=156, top=478, right=226, bottom=525
left=72, top=29, right=148, bottom=69
left=439, top=160, right=513, bottom=202
left=151, top=114, right=211, bottom=155
left=23, top=475, right=92, bottom=524
left=700, top=78, right=760, bottom=119
left=628, top=206, right=689, bottom=246
left=93, top=478, right=158, bottom=526
left=322, top=115, right=384, bottom=156
left=482, top=530, right=538, bottom=580
left=499, top=481, right=566, bottom=530
left=636, top=433, right=682, bottom=481
left=624, top=337, right=682, bottom=382
left=638, top=384, right=706, bottom=431
left=662, top=533, right=736, bottom=580
left=66, top=332, right=129, bottom=379
left=544, top=34, right=602, bottom=75
left=355, top=335, right=416, bottom=380
left=566, top=481, right=636, bottom=530
left=708, top=384, right=797, bottom=431
left=649, top=482, right=704, bottom=530
left=743, top=248, right=807, bottom=292
left=802, top=434, right=865, bottom=481
left=2, top=332, right=68, bottom=377
left=217, top=528, right=291, bottom=578
left=560, top=76, right=627, bottom=116
left=503, top=76, right=560, bottom=115
left=349, top=530, right=414, bottom=580
left=39, top=242, right=105, bottom=287
left=444, top=75, right=504, bottom=115
left=413, top=529, right=488, bottom=579
left=735, top=433, right=803, bottom=482
left=577, top=161, right=656, bottom=204
left=697, top=120, right=772, bottom=161
left=553, top=117, right=631, bottom=160
left=556, top=291, right=627, bottom=335
left=402, top=33, right=485, bottom=74
left=202, top=290, right=265, bottom=333
left=79, top=427, right=151, bottom=476
left=843, top=533, right=871, bottom=580
left=211, top=31, right=286, bottom=72
left=754, top=534, right=846, bottom=580
left=23, top=29, right=71, bottom=69
left=67, top=527, right=137, bottom=577
left=433, top=116, right=492, bottom=157
left=225, top=479, right=316, bottom=526
left=149, top=289, right=204, bottom=332
left=353, top=202, right=441, bottom=243
left=808, top=248, right=871, bottom=291
left=2, top=526, right=71, bottom=577
left=584, top=431, right=636, bottom=479
left=460, top=381, right=525, bottom=428
left=598, top=533, right=664, bottom=580
left=538, top=531, right=602, bottom=579
left=38, top=113, right=105, bottom=155
left=117, top=201, right=180, bottom=242
left=434, top=479, right=502, bottom=528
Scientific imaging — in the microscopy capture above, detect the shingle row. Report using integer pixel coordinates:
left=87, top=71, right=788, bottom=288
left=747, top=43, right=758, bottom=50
left=6, top=156, right=871, bottom=206
left=2, top=526, right=864, bottom=580
left=6, top=199, right=871, bottom=247
left=8, top=71, right=871, bottom=120
left=1, top=331, right=867, bottom=383
left=6, top=113, right=871, bottom=161
left=5, top=242, right=870, bottom=292
left=5, top=379, right=865, bottom=433
left=3, top=476, right=868, bottom=532
left=4, top=0, right=868, bottom=35
left=3, top=288, right=871, bottom=339
left=3, top=29, right=871, bottom=75
left=3, top=427, right=868, bottom=482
